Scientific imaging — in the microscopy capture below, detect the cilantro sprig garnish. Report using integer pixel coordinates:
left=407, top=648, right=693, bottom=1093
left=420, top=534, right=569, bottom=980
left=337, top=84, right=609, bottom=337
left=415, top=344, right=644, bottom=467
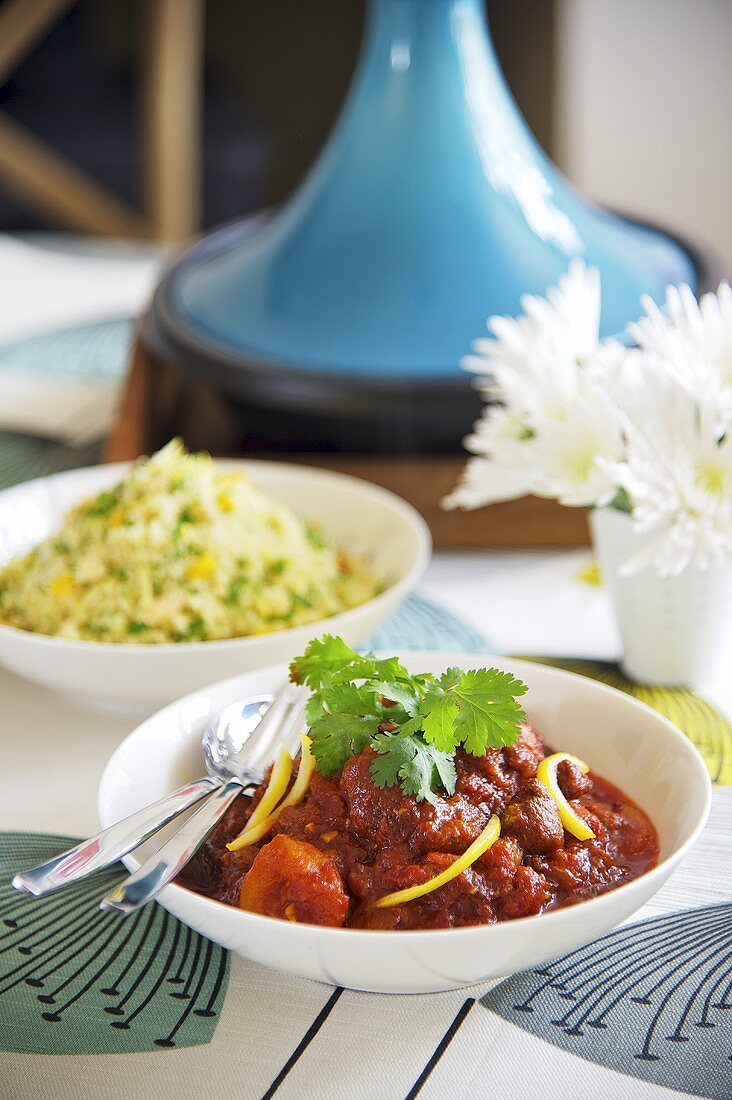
left=289, top=635, right=528, bottom=803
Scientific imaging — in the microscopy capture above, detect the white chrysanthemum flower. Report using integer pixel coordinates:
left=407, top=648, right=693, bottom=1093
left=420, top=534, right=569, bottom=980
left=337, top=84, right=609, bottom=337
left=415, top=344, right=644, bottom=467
left=446, top=263, right=607, bottom=510
left=630, top=281, right=732, bottom=432
left=442, top=451, right=541, bottom=510
left=605, top=361, right=732, bottom=575
left=469, top=260, right=600, bottom=375
left=447, top=261, right=732, bottom=578
left=533, top=391, right=625, bottom=507
left=520, top=259, right=601, bottom=364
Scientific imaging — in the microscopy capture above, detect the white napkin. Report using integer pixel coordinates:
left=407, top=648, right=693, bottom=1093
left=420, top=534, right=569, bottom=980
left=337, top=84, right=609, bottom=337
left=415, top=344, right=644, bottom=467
left=0, top=234, right=163, bottom=344
left=0, top=368, right=120, bottom=445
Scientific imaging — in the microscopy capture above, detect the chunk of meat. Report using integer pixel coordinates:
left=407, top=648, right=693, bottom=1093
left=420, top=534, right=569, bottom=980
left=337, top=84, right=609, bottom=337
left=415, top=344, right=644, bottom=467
left=340, top=750, right=420, bottom=849
left=556, top=758, right=592, bottom=799
left=503, top=723, right=545, bottom=779
left=416, top=794, right=489, bottom=855
left=502, top=779, right=564, bottom=854
left=350, top=853, right=495, bottom=930
left=454, top=724, right=546, bottom=815
left=477, top=835, right=523, bottom=882
left=538, top=839, right=625, bottom=898
left=275, top=771, right=357, bottom=870
left=239, top=834, right=349, bottom=927
left=179, top=844, right=258, bottom=907
left=495, top=865, right=554, bottom=920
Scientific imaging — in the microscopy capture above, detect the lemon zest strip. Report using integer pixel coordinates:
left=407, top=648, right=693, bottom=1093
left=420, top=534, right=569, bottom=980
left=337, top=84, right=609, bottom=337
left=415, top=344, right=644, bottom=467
left=226, top=745, right=292, bottom=851
left=375, top=814, right=501, bottom=908
left=226, top=736, right=314, bottom=852
left=536, top=752, right=596, bottom=841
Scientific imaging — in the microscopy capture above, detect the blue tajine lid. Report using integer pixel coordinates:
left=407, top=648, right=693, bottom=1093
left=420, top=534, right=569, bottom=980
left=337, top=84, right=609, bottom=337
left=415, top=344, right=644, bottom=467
left=168, top=0, right=696, bottom=384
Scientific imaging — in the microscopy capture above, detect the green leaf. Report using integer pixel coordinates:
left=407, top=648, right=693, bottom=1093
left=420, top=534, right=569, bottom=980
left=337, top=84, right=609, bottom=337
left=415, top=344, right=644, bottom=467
left=418, top=685, right=457, bottom=752
left=371, top=679, right=421, bottom=715
left=452, top=668, right=527, bottom=754
left=289, top=635, right=363, bottom=688
left=291, top=634, right=528, bottom=801
left=431, top=748, right=458, bottom=796
left=327, top=654, right=410, bottom=686
left=438, top=667, right=463, bottom=692
left=323, top=682, right=378, bottom=716
left=369, top=734, right=408, bottom=789
left=370, top=733, right=457, bottom=803
left=309, top=713, right=377, bottom=775
left=305, top=690, right=326, bottom=727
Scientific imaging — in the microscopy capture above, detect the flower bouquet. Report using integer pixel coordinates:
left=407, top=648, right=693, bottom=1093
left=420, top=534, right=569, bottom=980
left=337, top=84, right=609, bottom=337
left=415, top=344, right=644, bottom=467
left=445, top=264, right=732, bottom=686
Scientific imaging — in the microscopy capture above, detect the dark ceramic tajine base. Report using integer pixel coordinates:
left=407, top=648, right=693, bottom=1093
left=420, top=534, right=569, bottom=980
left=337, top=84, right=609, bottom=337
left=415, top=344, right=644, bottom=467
left=144, top=214, right=721, bottom=456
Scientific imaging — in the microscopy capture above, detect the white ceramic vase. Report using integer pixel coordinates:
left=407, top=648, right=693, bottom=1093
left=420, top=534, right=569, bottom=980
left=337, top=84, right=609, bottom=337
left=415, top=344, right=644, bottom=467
left=589, top=506, right=732, bottom=686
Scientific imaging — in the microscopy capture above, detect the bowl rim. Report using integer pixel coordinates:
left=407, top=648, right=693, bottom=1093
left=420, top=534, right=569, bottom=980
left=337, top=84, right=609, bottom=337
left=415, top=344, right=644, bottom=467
left=97, top=651, right=713, bottom=945
left=0, top=457, right=432, bottom=654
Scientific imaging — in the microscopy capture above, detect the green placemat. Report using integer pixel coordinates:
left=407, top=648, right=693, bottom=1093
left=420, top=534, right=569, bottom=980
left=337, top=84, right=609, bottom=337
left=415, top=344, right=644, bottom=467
left=0, top=318, right=131, bottom=492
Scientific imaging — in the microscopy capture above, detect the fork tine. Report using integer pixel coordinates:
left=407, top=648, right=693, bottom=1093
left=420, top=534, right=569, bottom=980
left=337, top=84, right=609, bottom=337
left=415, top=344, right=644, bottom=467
left=277, top=697, right=309, bottom=758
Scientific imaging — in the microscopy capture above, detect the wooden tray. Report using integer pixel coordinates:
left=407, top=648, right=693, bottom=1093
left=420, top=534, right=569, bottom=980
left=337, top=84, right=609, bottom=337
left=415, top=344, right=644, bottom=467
left=106, top=335, right=590, bottom=550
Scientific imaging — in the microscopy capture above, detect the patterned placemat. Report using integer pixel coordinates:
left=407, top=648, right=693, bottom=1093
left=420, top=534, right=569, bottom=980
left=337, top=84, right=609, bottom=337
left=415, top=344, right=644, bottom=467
left=481, top=900, right=732, bottom=1100
left=0, top=833, right=228, bottom=1055
left=0, top=318, right=132, bottom=491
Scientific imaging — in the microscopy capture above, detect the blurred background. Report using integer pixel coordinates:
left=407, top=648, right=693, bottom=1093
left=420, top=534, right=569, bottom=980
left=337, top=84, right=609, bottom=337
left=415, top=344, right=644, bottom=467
left=0, top=0, right=729, bottom=266
left=0, top=0, right=729, bottom=513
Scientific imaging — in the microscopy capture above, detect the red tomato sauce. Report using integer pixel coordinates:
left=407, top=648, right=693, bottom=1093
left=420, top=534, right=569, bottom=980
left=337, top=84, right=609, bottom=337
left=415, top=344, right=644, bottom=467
left=177, top=723, right=659, bottom=929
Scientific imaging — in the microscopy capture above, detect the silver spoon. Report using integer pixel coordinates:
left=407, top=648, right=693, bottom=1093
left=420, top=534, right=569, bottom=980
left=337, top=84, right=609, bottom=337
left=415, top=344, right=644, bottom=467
left=99, top=684, right=307, bottom=914
left=12, top=683, right=306, bottom=900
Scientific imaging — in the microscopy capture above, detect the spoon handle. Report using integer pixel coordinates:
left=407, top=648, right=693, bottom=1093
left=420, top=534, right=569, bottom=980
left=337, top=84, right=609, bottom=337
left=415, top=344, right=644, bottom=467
left=99, top=777, right=246, bottom=915
left=11, top=776, right=218, bottom=898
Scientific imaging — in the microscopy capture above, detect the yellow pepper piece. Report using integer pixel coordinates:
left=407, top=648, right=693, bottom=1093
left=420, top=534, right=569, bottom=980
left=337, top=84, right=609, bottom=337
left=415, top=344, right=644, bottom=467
left=375, top=815, right=501, bottom=908
left=185, top=551, right=216, bottom=581
left=536, top=752, right=596, bottom=841
left=49, top=573, right=74, bottom=597
left=216, top=491, right=235, bottom=514
left=227, top=745, right=292, bottom=851
left=226, top=735, right=315, bottom=851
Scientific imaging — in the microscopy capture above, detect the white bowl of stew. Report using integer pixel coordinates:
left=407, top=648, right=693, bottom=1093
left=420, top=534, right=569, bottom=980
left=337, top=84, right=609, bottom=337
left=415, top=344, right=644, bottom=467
left=98, top=653, right=711, bottom=993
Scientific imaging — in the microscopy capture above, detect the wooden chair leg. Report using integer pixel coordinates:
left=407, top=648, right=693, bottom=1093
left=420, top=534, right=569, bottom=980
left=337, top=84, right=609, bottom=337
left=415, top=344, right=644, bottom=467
left=0, top=0, right=75, bottom=84
left=142, top=0, right=205, bottom=242
left=0, top=112, right=152, bottom=238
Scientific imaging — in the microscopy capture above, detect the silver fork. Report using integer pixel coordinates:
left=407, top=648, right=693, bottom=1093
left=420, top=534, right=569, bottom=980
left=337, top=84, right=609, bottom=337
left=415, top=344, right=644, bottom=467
left=98, top=688, right=307, bottom=915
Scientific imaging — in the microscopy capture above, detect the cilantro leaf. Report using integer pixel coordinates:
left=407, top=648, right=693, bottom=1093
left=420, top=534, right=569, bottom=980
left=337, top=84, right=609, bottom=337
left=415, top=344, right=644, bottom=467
left=419, top=684, right=458, bottom=752
left=328, top=654, right=410, bottom=686
left=452, top=669, right=528, bottom=754
left=291, top=635, right=528, bottom=801
left=438, top=667, right=463, bottom=692
left=308, top=713, right=378, bottom=775
left=289, top=635, right=362, bottom=689
left=371, top=679, right=421, bottom=715
left=370, top=733, right=457, bottom=803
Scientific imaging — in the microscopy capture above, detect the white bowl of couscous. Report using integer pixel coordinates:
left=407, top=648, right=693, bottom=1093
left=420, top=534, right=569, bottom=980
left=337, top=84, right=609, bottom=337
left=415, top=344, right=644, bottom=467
left=0, top=444, right=430, bottom=709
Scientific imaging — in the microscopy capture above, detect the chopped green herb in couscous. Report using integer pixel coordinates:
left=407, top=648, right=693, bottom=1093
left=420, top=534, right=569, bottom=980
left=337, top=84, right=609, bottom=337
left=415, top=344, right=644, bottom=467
left=0, top=440, right=380, bottom=644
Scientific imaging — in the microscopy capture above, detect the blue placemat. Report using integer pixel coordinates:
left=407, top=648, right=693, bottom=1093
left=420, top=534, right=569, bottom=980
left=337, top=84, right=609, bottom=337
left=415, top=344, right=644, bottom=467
left=0, top=319, right=132, bottom=492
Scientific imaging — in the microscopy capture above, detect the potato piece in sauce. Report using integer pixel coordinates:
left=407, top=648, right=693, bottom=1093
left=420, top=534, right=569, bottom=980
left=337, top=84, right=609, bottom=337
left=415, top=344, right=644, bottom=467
left=239, top=834, right=349, bottom=927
